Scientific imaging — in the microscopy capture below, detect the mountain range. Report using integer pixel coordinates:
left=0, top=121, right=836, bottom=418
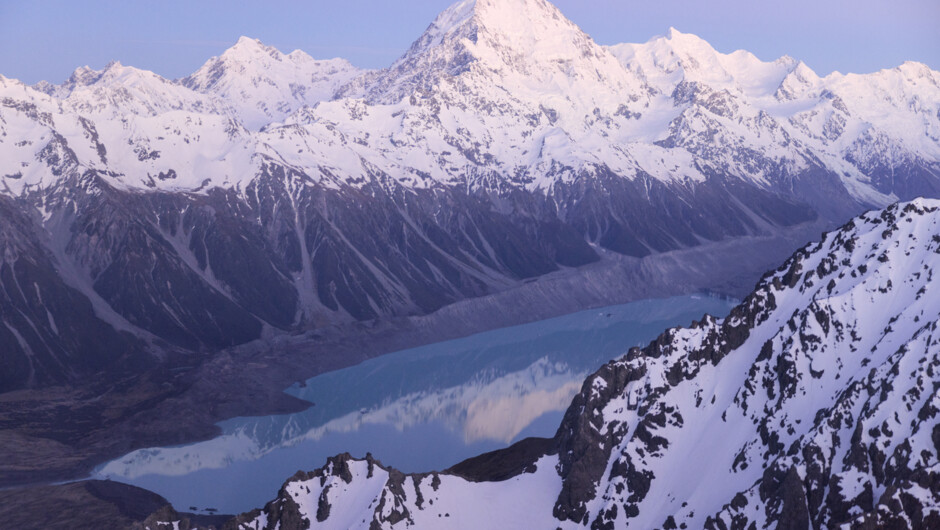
left=2, top=0, right=939, bottom=393
left=0, top=0, right=938, bottom=528
left=2, top=0, right=938, bottom=394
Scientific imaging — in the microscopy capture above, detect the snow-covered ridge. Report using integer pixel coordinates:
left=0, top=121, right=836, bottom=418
left=550, top=197, right=940, bottom=529
left=0, top=0, right=936, bottom=202
left=161, top=198, right=939, bottom=529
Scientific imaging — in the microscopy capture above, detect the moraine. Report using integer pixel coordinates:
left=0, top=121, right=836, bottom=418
left=94, top=294, right=735, bottom=514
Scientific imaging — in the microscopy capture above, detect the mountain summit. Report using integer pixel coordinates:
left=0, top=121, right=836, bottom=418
left=340, top=0, right=639, bottom=105
left=182, top=37, right=361, bottom=129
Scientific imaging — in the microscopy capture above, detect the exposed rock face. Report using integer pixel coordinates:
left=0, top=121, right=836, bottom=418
left=0, top=193, right=147, bottom=390
left=193, top=199, right=939, bottom=529
left=1, top=0, right=939, bottom=392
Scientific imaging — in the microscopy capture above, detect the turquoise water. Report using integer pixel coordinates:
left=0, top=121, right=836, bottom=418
left=96, top=295, right=735, bottom=514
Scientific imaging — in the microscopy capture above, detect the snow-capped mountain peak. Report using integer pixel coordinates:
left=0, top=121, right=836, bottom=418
left=774, top=59, right=822, bottom=100
left=227, top=35, right=284, bottom=61
left=181, top=37, right=362, bottom=129
left=662, top=26, right=721, bottom=58
left=468, top=0, right=597, bottom=60
left=67, top=64, right=107, bottom=87
left=60, top=61, right=226, bottom=119
left=0, top=0, right=936, bottom=221
left=421, top=0, right=587, bottom=54
left=609, top=28, right=802, bottom=99
left=341, top=0, right=640, bottom=106
left=31, top=63, right=110, bottom=97
left=93, top=61, right=158, bottom=86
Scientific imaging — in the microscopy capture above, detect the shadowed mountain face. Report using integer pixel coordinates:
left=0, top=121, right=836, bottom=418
left=0, top=194, right=148, bottom=390
left=203, top=199, right=940, bottom=530
left=1, top=0, right=939, bottom=391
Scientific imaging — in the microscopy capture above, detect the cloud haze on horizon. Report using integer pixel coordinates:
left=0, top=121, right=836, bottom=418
left=0, top=0, right=937, bottom=84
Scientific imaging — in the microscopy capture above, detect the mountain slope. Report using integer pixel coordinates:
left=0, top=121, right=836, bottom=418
left=206, top=199, right=940, bottom=529
left=550, top=198, right=940, bottom=529
left=0, top=193, right=148, bottom=389
left=6, top=0, right=937, bottom=201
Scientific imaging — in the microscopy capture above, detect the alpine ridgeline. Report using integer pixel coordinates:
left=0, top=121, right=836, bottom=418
left=187, top=199, right=939, bottom=530
left=2, top=0, right=940, bottom=390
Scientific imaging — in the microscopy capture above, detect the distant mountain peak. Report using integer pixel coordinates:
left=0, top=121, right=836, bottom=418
left=663, top=26, right=693, bottom=40
left=234, top=35, right=264, bottom=47
left=343, top=0, right=633, bottom=104
left=775, top=60, right=822, bottom=100
left=91, top=61, right=172, bottom=90
left=428, top=0, right=567, bottom=30
left=66, top=64, right=106, bottom=88
left=895, top=60, right=939, bottom=81
left=649, top=28, right=724, bottom=69
left=776, top=54, right=798, bottom=66
left=188, top=37, right=287, bottom=87
left=179, top=36, right=361, bottom=129
left=224, top=36, right=284, bottom=63
left=27, top=62, right=138, bottom=98
left=429, top=0, right=596, bottom=63
left=0, top=0, right=936, bottom=202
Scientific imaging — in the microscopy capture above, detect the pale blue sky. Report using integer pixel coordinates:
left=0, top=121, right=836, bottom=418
left=0, top=0, right=937, bottom=84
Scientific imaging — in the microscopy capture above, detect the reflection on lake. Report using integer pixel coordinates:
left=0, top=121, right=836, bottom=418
left=96, top=295, right=735, bottom=513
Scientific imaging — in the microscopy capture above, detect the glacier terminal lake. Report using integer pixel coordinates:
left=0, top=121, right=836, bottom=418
left=96, top=294, right=736, bottom=514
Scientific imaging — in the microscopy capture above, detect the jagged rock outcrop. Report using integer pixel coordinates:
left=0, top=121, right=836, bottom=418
left=550, top=199, right=940, bottom=529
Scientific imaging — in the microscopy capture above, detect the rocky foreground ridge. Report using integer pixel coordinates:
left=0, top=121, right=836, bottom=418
left=138, top=198, right=940, bottom=528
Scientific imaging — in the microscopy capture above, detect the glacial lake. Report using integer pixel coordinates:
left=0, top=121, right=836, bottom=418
left=96, top=294, right=736, bottom=514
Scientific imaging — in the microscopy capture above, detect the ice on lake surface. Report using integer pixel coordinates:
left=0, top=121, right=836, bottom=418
left=96, top=294, right=736, bottom=514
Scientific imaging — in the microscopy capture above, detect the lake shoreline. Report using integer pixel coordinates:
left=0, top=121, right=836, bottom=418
left=1, top=226, right=815, bottom=495
left=96, top=295, right=736, bottom=514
